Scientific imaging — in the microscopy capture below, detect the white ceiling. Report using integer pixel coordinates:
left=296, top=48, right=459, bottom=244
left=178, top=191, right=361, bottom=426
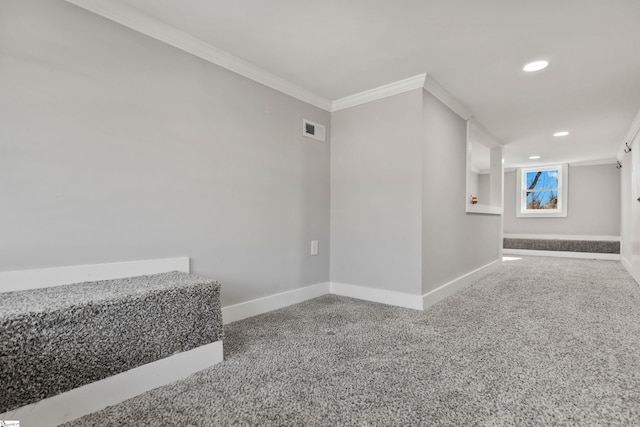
left=70, top=0, right=640, bottom=168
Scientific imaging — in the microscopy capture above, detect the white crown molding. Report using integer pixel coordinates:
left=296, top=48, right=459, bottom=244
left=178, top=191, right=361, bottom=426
left=509, top=158, right=616, bottom=170
left=330, top=74, right=427, bottom=112
left=64, top=1, right=485, bottom=127
left=62, top=0, right=481, bottom=122
left=64, top=0, right=332, bottom=111
left=423, top=75, right=473, bottom=120
left=468, top=116, right=503, bottom=147
left=330, top=73, right=478, bottom=121
left=617, top=108, right=640, bottom=160
left=508, top=158, right=617, bottom=170
left=569, top=158, right=617, bottom=168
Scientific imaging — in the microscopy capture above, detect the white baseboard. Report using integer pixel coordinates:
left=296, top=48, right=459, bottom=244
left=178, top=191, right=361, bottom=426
left=222, top=282, right=330, bottom=324
left=621, top=256, right=640, bottom=285
left=330, top=282, right=423, bottom=310
left=423, top=259, right=501, bottom=309
left=503, top=249, right=620, bottom=261
left=0, top=340, right=223, bottom=427
left=503, top=233, right=620, bottom=241
left=0, top=257, right=190, bottom=292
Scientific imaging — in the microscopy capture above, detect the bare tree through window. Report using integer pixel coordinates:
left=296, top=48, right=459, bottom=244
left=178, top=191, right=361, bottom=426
left=526, top=169, right=559, bottom=209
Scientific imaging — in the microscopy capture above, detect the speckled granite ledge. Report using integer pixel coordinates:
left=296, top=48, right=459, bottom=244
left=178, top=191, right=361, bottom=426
left=0, top=271, right=223, bottom=413
left=504, top=238, right=620, bottom=254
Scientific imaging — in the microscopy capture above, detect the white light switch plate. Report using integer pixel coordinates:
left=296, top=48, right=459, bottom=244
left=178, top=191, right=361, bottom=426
left=311, top=240, right=318, bottom=256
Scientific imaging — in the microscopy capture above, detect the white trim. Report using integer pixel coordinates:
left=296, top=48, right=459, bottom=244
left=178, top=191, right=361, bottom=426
left=0, top=341, right=223, bottom=427
left=222, top=282, right=330, bottom=324
left=503, top=249, right=620, bottom=261
left=63, top=0, right=332, bottom=111
left=62, top=0, right=488, bottom=121
left=466, top=119, right=504, bottom=215
left=330, top=282, right=423, bottom=310
left=0, top=257, right=190, bottom=292
left=617, top=108, right=640, bottom=161
left=466, top=205, right=502, bottom=215
left=569, top=158, right=617, bottom=168
left=504, top=233, right=620, bottom=241
left=508, top=159, right=618, bottom=170
left=621, top=256, right=639, bottom=285
left=423, top=75, right=473, bottom=120
left=330, top=74, right=426, bottom=112
left=422, top=259, right=500, bottom=309
left=467, top=117, right=503, bottom=147
left=516, top=164, right=568, bottom=218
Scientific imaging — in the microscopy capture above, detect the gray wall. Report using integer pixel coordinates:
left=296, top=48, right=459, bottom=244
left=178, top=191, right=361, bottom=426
left=504, top=164, right=621, bottom=236
left=468, top=171, right=479, bottom=202
left=330, top=90, right=423, bottom=295
left=468, top=173, right=492, bottom=205
left=422, top=91, right=501, bottom=295
left=0, top=1, right=330, bottom=305
left=478, top=173, right=490, bottom=204
left=620, top=154, right=633, bottom=260
left=620, top=134, right=640, bottom=283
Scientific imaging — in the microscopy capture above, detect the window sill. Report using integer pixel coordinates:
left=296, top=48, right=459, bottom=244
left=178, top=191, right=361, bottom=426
left=516, top=211, right=567, bottom=218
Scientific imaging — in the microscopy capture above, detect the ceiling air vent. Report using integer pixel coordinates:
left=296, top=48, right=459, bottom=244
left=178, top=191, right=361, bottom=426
left=303, top=119, right=326, bottom=142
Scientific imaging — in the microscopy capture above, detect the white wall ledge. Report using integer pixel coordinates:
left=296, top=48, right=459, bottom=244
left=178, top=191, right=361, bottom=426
left=0, top=257, right=190, bottom=292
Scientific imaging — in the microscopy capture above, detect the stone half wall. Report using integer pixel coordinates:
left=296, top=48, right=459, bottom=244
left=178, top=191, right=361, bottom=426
left=0, top=271, right=223, bottom=412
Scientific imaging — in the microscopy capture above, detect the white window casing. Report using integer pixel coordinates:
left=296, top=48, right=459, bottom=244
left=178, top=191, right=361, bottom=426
left=516, top=164, right=568, bottom=218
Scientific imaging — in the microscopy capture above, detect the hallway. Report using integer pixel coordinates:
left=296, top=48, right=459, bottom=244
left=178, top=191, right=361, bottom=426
left=67, top=256, right=640, bottom=426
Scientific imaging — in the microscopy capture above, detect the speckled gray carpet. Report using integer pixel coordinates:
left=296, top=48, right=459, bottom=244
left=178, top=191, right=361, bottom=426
left=503, top=238, right=620, bottom=254
left=1, top=272, right=222, bottom=412
left=65, top=257, right=640, bottom=426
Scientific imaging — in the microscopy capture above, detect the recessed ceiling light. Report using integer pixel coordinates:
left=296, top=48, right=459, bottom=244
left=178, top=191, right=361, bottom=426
left=528, top=155, right=541, bottom=160
left=523, top=60, right=549, bottom=72
left=553, top=131, right=569, bottom=137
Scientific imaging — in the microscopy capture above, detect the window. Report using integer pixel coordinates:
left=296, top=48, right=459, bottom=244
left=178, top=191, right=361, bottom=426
left=516, top=164, right=568, bottom=217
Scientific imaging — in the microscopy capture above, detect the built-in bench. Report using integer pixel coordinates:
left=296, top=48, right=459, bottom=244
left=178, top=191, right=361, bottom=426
left=0, top=270, right=223, bottom=417
left=503, top=236, right=620, bottom=259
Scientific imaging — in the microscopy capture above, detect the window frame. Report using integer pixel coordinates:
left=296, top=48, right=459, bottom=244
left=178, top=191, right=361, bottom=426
left=516, top=164, right=568, bottom=218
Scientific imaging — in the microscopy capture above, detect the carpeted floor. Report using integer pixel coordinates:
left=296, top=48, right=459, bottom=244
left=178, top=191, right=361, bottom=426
left=65, top=257, right=640, bottom=426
